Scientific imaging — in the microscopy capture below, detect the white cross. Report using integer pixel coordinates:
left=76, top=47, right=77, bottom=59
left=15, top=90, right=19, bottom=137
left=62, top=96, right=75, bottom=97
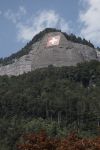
left=49, top=37, right=59, bottom=45
left=47, top=36, right=60, bottom=47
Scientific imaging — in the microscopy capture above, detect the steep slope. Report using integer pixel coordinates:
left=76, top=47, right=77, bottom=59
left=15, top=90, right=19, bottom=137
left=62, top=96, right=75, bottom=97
left=0, top=61, right=100, bottom=149
left=31, top=31, right=98, bottom=69
left=0, top=28, right=99, bottom=76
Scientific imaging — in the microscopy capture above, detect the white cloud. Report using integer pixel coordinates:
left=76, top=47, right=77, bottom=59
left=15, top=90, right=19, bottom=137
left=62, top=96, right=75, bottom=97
left=4, top=8, right=70, bottom=43
left=4, top=6, right=26, bottom=24
left=19, top=6, right=26, bottom=15
left=80, top=0, right=100, bottom=46
left=17, top=10, right=71, bottom=42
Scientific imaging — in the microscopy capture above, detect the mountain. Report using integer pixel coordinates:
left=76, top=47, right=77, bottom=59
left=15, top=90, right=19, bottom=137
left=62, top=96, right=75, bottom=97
left=0, top=28, right=99, bottom=76
left=0, top=28, right=100, bottom=150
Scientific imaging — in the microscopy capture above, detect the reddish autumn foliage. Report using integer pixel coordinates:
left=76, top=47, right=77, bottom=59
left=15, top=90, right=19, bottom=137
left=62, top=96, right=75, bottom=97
left=17, top=131, right=100, bottom=150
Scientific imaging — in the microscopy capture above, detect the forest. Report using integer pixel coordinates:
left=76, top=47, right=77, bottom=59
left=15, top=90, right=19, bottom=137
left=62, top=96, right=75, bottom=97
left=0, top=60, right=100, bottom=149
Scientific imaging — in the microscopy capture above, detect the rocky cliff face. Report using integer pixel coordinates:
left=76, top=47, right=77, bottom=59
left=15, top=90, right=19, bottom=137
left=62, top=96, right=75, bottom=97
left=0, top=31, right=99, bottom=76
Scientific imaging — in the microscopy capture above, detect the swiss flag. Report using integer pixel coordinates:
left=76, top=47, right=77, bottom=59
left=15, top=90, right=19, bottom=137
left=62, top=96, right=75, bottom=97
left=47, top=35, right=60, bottom=47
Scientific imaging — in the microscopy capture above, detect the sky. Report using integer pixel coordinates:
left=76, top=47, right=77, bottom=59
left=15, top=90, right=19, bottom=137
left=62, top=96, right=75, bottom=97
left=0, top=0, right=100, bottom=58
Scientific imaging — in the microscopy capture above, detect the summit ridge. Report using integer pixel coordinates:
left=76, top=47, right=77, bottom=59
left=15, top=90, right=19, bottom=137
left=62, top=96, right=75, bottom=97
left=0, top=28, right=99, bottom=76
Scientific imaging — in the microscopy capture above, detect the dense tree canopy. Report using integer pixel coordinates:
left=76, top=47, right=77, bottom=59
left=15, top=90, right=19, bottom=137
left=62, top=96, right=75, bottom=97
left=0, top=60, right=100, bottom=149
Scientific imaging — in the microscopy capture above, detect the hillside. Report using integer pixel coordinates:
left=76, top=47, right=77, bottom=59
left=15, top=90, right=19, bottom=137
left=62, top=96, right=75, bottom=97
left=0, top=60, right=100, bottom=149
left=0, top=28, right=94, bottom=66
left=0, top=28, right=99, bottom=76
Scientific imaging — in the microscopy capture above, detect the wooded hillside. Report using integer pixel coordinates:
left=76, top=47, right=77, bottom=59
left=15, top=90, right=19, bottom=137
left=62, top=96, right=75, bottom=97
left=0, top=60, right=100, bottom=149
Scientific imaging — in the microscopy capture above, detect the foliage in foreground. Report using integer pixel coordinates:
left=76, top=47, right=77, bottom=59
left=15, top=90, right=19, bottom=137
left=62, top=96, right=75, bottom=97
left=0, top=60, right=100, bottom=149
left=17, top=131, right=100, bottom=150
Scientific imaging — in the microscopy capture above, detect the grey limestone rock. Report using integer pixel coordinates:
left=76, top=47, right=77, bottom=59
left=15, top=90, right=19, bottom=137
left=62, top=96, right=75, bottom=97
left=0, top=31, right=99, bottom=76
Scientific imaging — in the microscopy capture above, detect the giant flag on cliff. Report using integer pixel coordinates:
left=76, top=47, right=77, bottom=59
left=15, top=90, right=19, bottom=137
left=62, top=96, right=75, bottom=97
left=47, top=35, right=60, bottom=47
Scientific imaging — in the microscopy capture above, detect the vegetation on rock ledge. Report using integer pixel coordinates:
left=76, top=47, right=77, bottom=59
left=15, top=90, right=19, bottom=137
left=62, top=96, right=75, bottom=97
left=0, top=28, right=95, bottom=66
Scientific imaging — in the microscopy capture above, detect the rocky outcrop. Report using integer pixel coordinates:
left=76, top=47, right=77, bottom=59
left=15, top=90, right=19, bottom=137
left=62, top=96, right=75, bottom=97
left=0, top=31, right=99, bottom=76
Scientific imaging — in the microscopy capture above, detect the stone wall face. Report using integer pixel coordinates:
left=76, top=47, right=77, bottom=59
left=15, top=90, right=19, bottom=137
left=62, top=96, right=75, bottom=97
left=31, top=32, right=98, bottom=69
left=0, top=32, right=99, bottom=76
left=0, top=53, right=33, bottom=76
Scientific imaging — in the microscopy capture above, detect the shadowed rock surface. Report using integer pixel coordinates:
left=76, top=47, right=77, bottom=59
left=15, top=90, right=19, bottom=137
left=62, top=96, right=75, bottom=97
left=0, top=31, right=99, bottom=76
